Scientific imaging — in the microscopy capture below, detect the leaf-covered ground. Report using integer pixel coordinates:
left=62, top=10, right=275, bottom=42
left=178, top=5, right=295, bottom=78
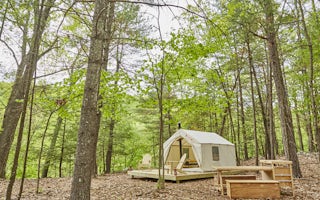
left=1, top=153, right=319, bottom=199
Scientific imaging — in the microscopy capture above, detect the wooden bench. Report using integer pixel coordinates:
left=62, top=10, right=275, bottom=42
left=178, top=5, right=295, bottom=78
left=213, top=166, right=273, bottom=195
left=216, top=175, right=256, bottom=194
left=226, top=180, right=280, bottom=199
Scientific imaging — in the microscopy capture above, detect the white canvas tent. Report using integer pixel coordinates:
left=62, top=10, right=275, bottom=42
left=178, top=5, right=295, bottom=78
left=164, top=129, right=236, bottom=171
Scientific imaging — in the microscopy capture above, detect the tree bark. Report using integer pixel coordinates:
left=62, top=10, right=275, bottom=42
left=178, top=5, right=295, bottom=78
left=249, top=49, right=259, bottom=166
left=19, top=68, right=37, bottom=199
left=265, top=42, right=278, bottom=158
left=98, top=0, right=115, bottom=175
left=70, top=0, right=108, bottom=199
left=59, top=118, right=66, bottom=177
left=263, top=0, right=302, bottom=178
left=105, top=117, right=115, bottom=174
left=0, top=0, right=55, bottom=178
left=6, top=63, right=34, bottom=200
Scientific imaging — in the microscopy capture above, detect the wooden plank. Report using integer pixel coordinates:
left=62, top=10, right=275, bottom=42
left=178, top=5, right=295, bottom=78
left=274, top=175, right=292, bottom=180
left=214, top=166, right=272, bottom=171
left=260, top=159, right=292, bottom=165
left=220, top=174, right=256, bottom=184
left=226, top=180, right=280, bottom=199
left=274, top=167, right=291, bottom=174
left=227, top=180, right=279, bottom=183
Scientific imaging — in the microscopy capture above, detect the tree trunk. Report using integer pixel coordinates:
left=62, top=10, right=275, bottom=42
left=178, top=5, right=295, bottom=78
left=249, top=50, right=259, bottom=166
left=6, top=64, right=34, bottom=200
left=0, top=0, right=55, bottom=178
left=293, top=0, right=315, bottom=153
left=70, top=0, right=108, bottom=199
left=59, top=118, right=66, bottom=178
left=293, top=98, right=304, bottom=152
left=263, top=0, right=302, bottom=178
left=296, top=0, right=320, bottom=160
left=265, top=42, right=277, bottom=159
left=96, top=0, right=115, bottom=176
left=19, top=69, right=37, bottom=199
left=42, top=116, right=63, bottom=178
left=37, top=111, right=55, bottom=193
left=237, top=61, right=248, bottom=160
left=305, top=114, right=315, bottom=152
left=105, top=118, right=115, bottom=174
left=245, top=34, right=271, bottom=160
left=249, top=45, right=270, bottom=159
left=104, top=18, right=124, bottom=173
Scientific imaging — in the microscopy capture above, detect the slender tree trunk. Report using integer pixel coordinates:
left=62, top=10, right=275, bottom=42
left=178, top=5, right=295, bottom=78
left=228, top=104, right=238, bottom=165
left=219, top=108, right=228, bottom=136
left=59, top=118, right=66, bottom=178
left=0, top=0, right=55, bottom=178
left=265, top=42, right=277, bottom=159
left=247, top=40, right=270, bottom=159
left=236, top=85, right=241, bottom=162
left=37, top=111, right=55, bottom=193
left=105, top=118, right=115, bottom=174
left=42, top=116, right=63, bottom=178
left=19, top=69, right=37, bottom=199
left=294, top=0, right=315, bottom=153
left=96, top=0, right=115, bottom=176
left=263, top=0, right=302, bottom=178
left=105, top=25, right=122, bottom=174
left=70, top=0, right=108, bottom=199
left=0, top=0, right=9, bottom=38
left=245, top=33, right=270, bottom=160
left=305, top=114, right=315, bottom=152
left=297, top=0, right=320, bottom=160
left=238, top=62, right=248, bottom=160
left=157, top=89, right=165, bottom=189
left=293, top=98, right=304, bottom=152
left=249, top=53, right=259, bottom=166
left=5, top=64, right=34, bottom=200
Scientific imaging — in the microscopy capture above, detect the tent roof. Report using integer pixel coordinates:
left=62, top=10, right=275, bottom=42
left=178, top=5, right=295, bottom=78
left=174, top=129, right=234, bottom=145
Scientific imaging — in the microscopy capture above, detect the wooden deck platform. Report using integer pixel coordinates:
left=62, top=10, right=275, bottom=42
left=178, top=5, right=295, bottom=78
left=128, top=169, right=215, bottom=183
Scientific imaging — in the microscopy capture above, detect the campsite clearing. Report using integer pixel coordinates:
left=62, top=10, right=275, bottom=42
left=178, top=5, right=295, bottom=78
left=0, top=153, right=319, bottom=199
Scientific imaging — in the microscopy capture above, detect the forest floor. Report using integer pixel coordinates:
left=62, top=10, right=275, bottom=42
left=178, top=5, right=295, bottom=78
left=1, top=152, right=319, bottom=200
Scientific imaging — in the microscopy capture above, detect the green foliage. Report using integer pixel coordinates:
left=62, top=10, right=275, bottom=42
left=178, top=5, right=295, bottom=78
left=2, top=0, right=320, bottom=180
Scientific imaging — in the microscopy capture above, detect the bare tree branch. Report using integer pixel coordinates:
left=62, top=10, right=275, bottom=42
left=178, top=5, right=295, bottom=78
left=0, top=39, right=19, bottom=66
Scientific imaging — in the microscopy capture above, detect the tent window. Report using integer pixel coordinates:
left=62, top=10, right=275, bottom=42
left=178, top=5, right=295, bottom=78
left=212, top=146, right=219, bottom=161
left=182, top=148, right=189, bottom=159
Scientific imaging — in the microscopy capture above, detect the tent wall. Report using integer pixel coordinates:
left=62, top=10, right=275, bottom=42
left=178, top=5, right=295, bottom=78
left=201, top=144, right=236, bottom=171
left=218, top=144, right=236, bottom=166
